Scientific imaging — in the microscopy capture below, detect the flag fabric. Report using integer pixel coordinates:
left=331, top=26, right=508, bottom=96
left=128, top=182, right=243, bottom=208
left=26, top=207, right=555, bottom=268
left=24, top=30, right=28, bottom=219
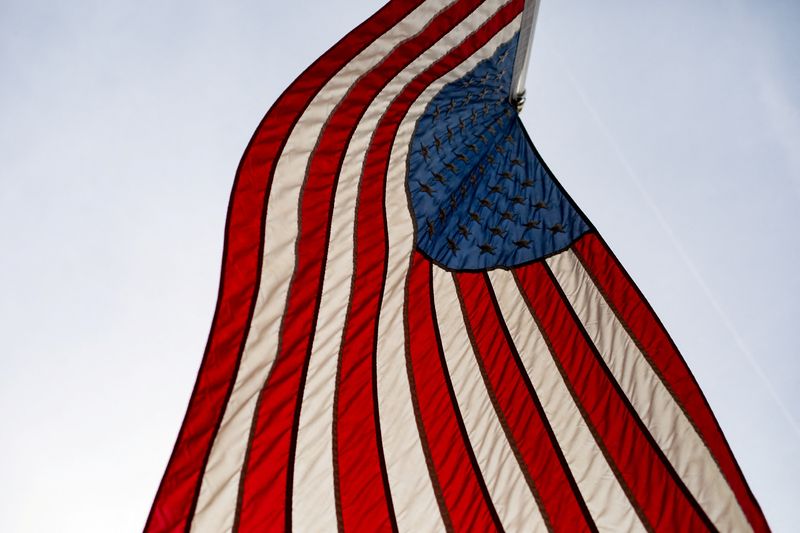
left=146, top=0, right=769, bottom=531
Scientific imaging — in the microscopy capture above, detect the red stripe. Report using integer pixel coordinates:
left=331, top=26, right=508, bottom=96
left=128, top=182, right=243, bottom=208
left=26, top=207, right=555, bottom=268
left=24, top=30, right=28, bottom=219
left=572, top=232, right=769, bottom=532
left=144, top=2, right=423, bottom=531
left=333, top=2, right=525, bottom=530
left=235, top=1, right=493, bottom=530
left=331, top=43, right=399, bottom=533
left=406, top=252, right=502, bottom=531
left=514, top=261, right=714, bottom=532
left=454, top=271, right=596, bottom=532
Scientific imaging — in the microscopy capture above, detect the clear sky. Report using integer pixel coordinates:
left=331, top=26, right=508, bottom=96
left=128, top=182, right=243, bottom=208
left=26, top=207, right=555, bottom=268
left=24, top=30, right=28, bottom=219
left=1, top=1, right=798, bottom=531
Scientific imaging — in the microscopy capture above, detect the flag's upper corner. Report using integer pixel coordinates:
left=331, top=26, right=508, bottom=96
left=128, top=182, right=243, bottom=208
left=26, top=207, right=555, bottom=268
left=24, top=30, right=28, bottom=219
left=407, top=32, right=590, bottom=271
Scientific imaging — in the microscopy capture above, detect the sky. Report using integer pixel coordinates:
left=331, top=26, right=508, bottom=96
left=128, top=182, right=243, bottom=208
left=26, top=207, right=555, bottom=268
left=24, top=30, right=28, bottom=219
left=0, top=0, right=798, bottom=531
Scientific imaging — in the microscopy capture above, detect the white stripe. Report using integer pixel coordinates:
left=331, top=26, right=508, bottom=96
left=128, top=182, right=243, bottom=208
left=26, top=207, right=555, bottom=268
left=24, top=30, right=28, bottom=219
left=377, top=12, right=522, bottom=533
left=376, top=98, right=443, bottom=533
left=432, top=267, right=546, bottom=532
left=190, top=3, right=452, bottom=530
left=546, top=250, right=752, bottom=533
left=488, top=268, right=647, bottom=533
left=291, top=1, right=472, bottom=529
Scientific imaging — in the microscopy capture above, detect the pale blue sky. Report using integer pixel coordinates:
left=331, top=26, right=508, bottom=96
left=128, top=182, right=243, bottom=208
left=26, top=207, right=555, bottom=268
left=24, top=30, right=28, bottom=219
left=1, top=1, right=798, bottom=531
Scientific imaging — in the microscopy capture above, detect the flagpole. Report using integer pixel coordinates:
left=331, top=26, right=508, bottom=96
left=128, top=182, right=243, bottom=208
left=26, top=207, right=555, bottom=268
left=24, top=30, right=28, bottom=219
left=510, top=0, right=541, bottom=111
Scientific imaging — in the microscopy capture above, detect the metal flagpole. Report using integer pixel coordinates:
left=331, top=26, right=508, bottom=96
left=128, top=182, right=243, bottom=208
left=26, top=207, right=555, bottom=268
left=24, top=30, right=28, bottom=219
left=509, top=0, right=541, bottom=111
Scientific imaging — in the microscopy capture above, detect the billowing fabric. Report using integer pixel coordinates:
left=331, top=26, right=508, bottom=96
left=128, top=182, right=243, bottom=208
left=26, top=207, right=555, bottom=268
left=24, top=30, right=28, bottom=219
left=146, top=1, right=769, bottom=531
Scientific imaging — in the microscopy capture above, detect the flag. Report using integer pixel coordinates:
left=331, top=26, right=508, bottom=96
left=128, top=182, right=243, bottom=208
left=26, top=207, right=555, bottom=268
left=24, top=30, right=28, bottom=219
left=146, top=0, right=768, bottom=531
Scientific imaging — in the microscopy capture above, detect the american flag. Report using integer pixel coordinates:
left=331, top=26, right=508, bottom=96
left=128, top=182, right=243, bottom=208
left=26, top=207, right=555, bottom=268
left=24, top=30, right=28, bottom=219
left=146, top=0, right=768, bottom=531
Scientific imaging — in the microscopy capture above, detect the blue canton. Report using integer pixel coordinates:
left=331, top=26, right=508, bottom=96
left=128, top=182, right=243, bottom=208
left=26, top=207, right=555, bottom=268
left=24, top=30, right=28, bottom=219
left=407, top=34, right=590, bottom=270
